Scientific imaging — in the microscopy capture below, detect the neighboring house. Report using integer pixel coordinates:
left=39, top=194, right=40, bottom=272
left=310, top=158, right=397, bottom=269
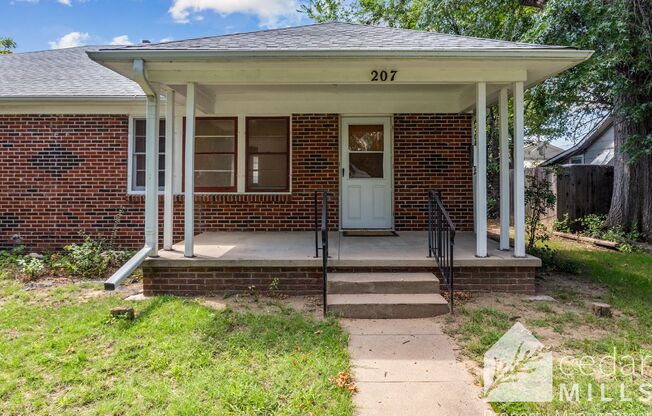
left=1, top=23, right=591, bottom=309
left=542, top=117, right=615, bottom=166
left=524, top=143, right=564, bottom=167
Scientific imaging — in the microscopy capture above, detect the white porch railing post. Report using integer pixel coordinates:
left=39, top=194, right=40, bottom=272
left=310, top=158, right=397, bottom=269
left=184, top=83, right=196, bottom=258
left=499, top=87, right=510, bottom=250
left=475, top=82, right=487, bottom=257
left=163, top=89, right=175, bottom=250
left=144, top=94, right=160, bottom=256
left=513, top=81, right=526, bottom=257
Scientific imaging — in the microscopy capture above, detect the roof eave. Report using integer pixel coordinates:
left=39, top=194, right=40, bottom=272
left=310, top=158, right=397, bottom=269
left=0, top=95, right=145, bottom=102
left=88, top=48, right=593, bottom=62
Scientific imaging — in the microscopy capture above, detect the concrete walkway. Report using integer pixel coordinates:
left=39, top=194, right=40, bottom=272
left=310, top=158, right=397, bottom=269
left=341, top=318, right=494, bottom=416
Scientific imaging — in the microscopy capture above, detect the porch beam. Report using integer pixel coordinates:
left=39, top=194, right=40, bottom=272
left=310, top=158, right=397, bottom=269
left=144, top=67, right=528, bottom=85
left=475, top=82, right=487, bottom=257
left=144, top=94, right=160, bottom=256
left=163, top=89, right=175, bottom=250
left=184, top=82, right=196, bottom=258
left=499, top=87, right=510, bottom=250
left=513, top=81, right=526, bottom=257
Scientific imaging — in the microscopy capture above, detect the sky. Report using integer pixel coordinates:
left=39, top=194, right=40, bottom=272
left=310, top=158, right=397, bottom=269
left=1, top=0, right=583, bottom=149
left=3, top=0, right=312, bottom=52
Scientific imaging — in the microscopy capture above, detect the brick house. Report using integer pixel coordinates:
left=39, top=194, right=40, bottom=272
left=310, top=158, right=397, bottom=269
left=0, top=23, right=591, bottom=315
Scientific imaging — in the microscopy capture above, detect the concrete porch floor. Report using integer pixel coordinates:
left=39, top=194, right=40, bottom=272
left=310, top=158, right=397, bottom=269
left=155, top=231, right=541, bottom=268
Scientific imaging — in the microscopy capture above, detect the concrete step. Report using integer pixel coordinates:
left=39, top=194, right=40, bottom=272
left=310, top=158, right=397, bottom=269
left=327, top=293, right=450, bottom=319
left=328, top=273, right=439, bottom=294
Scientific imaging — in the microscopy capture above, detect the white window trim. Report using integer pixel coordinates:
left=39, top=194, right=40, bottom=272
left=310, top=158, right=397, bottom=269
left=127, top=115, right=165, bottom=195
left=569, top=154, right=585, bottom=165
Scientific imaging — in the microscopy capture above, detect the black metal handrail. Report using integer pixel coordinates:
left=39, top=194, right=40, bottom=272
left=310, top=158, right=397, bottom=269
left=313, top=190, right=330, bottom=316
left=427, top=190, right=456, bottom=313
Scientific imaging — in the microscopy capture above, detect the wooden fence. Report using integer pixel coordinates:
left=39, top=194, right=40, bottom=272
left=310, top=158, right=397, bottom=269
left=512, top=165, right=614, bottom=226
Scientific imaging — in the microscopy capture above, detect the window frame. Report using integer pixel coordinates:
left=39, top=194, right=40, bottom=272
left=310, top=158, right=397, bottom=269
left=245, top=116, right=291, bottom=193
left=182, top=116, right=238, bottom=193
left=128, top=116, right=166, bottom=194
left=569, top=154, right=585, bottom=165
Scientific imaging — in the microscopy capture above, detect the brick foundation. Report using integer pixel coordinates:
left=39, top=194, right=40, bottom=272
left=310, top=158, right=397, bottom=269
left=1, top=113, right=474, bottom=250
left=142, top=265, right=537, bottom=296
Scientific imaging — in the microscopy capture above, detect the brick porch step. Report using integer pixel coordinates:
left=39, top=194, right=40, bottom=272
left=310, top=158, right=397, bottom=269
left=328, top=272, right=439, bottom=294
left=327, top=293, right=450, bottom=319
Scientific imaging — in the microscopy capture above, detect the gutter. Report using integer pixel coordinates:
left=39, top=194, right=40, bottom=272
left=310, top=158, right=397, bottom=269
left=0, top=96, right=145, bottom=103
left=88, top=48, right=594, bottom=62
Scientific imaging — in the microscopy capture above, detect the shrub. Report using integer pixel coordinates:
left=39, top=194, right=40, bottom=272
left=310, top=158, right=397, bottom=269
left=577, top=214, right=606, bottom=238
left=17, top=256, right=45, bottom=280
left=553, top=213, right=572, bottom=233
left=528, top=244, right=579, bottom=274
left=0, top=246, right=24, bottom=269
left=63, top=235, right=110, bottom=279
left=524, top=173, right=556, bottom=251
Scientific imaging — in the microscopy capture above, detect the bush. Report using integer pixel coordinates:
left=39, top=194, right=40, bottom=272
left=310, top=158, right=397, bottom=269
left=0, top=246, right=24, bottom=269
left=62, top=235, right=110, bottom=279
left=17, top=256, right=45, bottom=280
left=577, top=214, right=606, bottom=238
left=528, top=244, right=579, bottom=274
left=553, top=213, right=572, bottom=233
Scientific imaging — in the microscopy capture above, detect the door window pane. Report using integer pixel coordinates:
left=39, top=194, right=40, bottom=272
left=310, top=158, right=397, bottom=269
left=349, top=125, right=383, bottom=151
left=349, top=153, right=383, bottom=178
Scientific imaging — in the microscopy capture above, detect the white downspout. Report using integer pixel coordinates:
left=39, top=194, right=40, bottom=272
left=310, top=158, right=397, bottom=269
left=105, top=59, right=159, bottom=290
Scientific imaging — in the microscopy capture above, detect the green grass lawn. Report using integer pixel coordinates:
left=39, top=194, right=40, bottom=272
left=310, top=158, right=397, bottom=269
left=0, top=279, right=353, bottom=415
left=445, top=239, right=652, bottom=415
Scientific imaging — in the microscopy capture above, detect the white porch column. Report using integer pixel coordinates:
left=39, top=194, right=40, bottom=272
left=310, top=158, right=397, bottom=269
left=475, top=82, right=487, bottom=257
left=144, top=94, right=160, bottom=256
left=499, top=87, right=510, bottom=250
left=513, top=81, right=526, bottom=257
left=163, top=89, right=175, bottom=250
left=184, top=82, right=196, bottom=258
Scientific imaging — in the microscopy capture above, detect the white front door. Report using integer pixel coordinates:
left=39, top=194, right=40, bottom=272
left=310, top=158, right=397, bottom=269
left=341, top=117, right=392, bottom=229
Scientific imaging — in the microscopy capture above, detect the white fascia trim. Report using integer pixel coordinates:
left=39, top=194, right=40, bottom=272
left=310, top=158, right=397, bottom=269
left=89, top=49, right=593, bottom=62
left=0, top=96, right=145, bottom=102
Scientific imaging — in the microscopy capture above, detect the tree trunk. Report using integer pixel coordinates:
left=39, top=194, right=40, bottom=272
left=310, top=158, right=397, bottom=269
left=605, top=115, right=652, bottom=240
left=605, top=0, right=652, bottom=241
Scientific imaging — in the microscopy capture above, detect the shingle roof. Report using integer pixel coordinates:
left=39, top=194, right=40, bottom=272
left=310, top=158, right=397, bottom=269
left=103, top=22, right=565, bottom=52
left=0, top=46, right=143, bottom=98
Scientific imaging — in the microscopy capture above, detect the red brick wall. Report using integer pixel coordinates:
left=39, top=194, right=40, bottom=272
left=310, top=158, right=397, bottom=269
left=0, top=113, right=473, bottom=250
left=142, top=264, right=536, bottom=296
left=394, top=114, right=474, bottom=231
left=0, top=114, right=145, bottom=250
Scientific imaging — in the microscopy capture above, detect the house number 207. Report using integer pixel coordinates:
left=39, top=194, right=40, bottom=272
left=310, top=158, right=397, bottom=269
left=371, top=70, right=397, bottom=82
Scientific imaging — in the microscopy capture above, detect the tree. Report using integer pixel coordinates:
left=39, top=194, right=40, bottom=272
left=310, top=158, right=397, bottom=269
left=302, top=0, right=652, bottom=240
left=526, top=0, right=652, bottom=240
left=0, top=37, right=16, bottom=54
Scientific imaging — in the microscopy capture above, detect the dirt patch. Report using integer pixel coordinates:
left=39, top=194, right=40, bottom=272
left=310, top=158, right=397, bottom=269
left=441, top=271, right=621, bottom=377
left=197, top=293, right=325, bottom=320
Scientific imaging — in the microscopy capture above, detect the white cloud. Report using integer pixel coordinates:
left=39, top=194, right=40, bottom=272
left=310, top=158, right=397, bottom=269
left=169, top=0, right=301, bottom=28
left=57, top=0, right=72, bottom=5
left=48, top=31, right=89, bottom=49
left=110, top=35, right=133, bottom=46
left=159, top=37, right=174, bottom=42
